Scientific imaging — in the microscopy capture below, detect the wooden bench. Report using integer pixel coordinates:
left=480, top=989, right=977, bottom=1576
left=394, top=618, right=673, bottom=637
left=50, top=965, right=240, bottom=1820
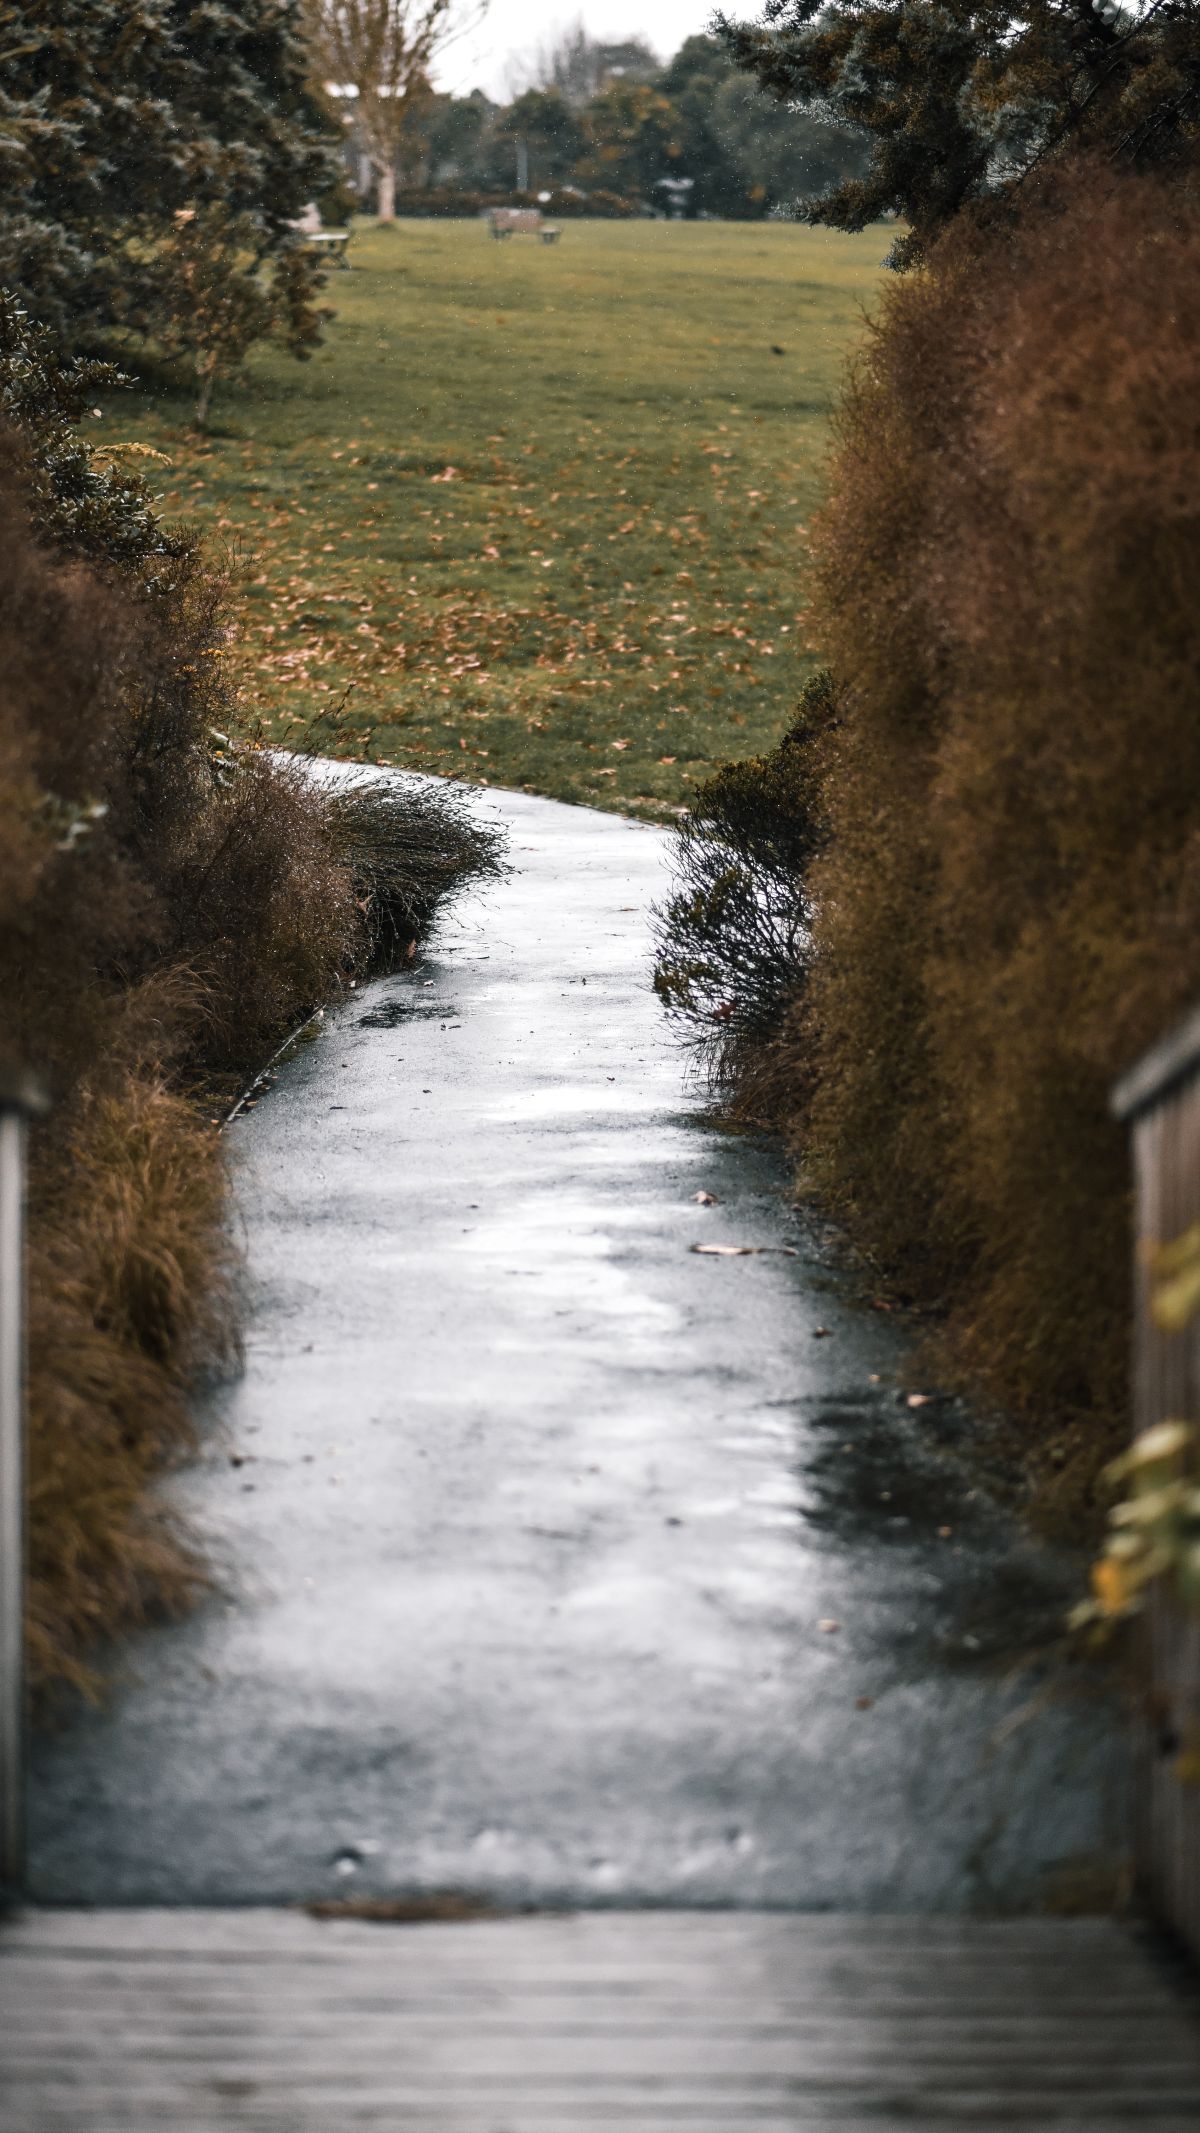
left=487, top=207, right=560, bottom=244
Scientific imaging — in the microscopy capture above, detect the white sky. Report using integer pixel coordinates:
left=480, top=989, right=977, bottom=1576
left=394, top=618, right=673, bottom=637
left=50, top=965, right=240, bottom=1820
left=433, top=3, right=742, bottom=101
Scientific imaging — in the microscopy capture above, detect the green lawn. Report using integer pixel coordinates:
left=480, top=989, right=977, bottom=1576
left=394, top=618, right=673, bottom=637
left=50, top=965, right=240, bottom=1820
left=107, top=218, right=886, bottom=817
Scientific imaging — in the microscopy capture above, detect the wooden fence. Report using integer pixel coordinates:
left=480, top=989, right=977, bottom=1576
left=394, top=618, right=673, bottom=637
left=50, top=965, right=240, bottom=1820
left=1113, top=1001, right=1200, bottom=1958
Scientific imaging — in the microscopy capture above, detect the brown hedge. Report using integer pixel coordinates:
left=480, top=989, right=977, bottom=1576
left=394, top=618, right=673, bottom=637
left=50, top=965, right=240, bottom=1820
left=794, top=163, right=1200, bottom=1503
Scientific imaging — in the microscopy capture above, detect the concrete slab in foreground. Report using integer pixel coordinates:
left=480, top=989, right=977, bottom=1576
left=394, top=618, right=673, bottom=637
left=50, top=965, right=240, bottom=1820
left=2, top=1907, right=1199, bottom=2131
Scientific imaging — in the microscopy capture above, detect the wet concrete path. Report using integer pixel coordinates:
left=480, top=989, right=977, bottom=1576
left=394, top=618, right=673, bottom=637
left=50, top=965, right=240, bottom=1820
left=29, top=784, right=1124, bottom=1908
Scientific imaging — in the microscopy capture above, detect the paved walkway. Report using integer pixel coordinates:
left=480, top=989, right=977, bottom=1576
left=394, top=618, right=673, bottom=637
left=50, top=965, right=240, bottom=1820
left=30, top=786, right=1121, bottom=1907
left=4, top=1908, right=1200, bottom=2131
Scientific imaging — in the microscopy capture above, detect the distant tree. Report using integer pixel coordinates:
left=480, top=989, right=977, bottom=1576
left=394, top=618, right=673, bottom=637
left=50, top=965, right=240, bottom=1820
left=307, top=0, right=485, bottom=218
left=519, top=19, right=597, bottom=103
left=711, top=70, right=868, bottom=214
left=658, top=29, right=731, bottom=95
left=655, top=34, right=743, bottom=214
left=656, top=30, right=862, bottom=216
left=518, top=19, right=660, bottom=106
left=578, top=80, right=681, bottom=198
left=592, top=37, right=662, bottom=86
left=422, top=90, right=496, bottom=186
left=487, top=88, right=586, bottom=192
left=717, top=0, right=1200, bottom=264
left=0, top=0, right=339, bottom=346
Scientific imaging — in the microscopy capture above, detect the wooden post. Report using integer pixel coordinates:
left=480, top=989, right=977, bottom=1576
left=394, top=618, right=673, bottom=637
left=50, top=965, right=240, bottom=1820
left=1112, top=1002, right=1200, bottom=1959
left=0, top=1066, right=48, bottom=1895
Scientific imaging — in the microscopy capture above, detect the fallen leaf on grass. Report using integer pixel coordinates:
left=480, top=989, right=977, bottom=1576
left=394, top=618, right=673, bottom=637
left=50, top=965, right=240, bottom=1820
left=906, top=1393, right=933, bottom=1409
left=691, top=1242, right=798, bottom=1258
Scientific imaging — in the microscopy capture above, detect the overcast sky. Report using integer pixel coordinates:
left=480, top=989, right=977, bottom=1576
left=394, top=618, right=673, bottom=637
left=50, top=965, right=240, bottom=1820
left=433, top=4, right=749, bottom=101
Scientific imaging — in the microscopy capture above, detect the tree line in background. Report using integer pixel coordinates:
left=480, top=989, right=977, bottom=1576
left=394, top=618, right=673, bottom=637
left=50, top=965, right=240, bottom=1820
left=315, top=21, right=869, bottom=220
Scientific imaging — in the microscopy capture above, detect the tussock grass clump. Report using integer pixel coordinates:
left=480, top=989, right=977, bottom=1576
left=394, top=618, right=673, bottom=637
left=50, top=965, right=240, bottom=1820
left=653, top=670, right=833, bottom=1114
left=323, top=775, right=504, bottom=967
left=26, top=1080, right=232, bottom=1691
left=0, top=302, right=502, bottom=1692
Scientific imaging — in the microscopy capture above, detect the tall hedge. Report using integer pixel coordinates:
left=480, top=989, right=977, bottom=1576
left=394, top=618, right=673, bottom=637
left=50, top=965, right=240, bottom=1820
left=802, top=164, right=1200, bottom=1484
left=658, top=163, right=1200, bottom=1510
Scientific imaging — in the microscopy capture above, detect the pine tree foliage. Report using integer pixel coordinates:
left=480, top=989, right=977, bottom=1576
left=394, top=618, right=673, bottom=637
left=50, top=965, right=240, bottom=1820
left=718, top=0, right=1200, bottom=262
left=0, top=0, right=339, bottom=341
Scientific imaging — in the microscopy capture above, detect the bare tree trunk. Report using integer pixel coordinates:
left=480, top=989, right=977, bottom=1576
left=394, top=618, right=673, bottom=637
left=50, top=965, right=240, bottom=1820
left=376, top=161, right=397, bottom=220
left=195, top=363, right=215, bottom=429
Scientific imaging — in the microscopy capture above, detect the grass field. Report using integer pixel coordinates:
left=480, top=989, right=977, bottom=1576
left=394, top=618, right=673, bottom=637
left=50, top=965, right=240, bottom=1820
left=104, top=219, right=887, bottom=817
